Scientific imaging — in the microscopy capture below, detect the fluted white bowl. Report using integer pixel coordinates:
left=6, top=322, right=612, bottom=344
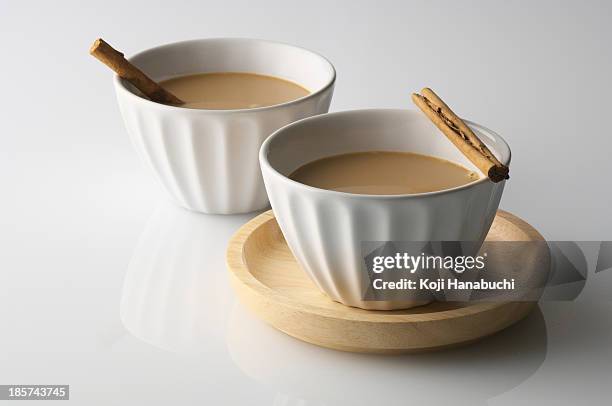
left=114, top=38, right=335, bottom=214
left=260, top=109, right=511, bottom=310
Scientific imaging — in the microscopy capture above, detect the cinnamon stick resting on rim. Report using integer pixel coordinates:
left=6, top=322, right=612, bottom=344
left=89, top=38, right=184, bottom=106
left=411, top=88, right=509, bottom=183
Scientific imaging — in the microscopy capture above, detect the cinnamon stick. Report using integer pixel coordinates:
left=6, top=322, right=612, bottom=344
left=411, top=88, right=509, bottom=182
left=90, top=38, right=184, bottom=106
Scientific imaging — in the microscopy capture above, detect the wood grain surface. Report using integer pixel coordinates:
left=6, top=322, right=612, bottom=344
left=226, top=210, right=548, bottom=353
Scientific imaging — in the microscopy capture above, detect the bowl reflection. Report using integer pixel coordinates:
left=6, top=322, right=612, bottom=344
left=120, top=202, right=259, bottom=353
left=227, top=302, right=548, bottom=405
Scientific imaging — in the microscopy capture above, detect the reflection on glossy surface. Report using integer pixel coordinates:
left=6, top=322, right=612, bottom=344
left=120, top=202, right=259, bottom=353
left=227, top=303, right=548, bottom=405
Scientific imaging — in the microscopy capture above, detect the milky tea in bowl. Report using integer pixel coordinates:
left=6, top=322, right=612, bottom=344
left=290, top=151, right=480, bottom=195
left=159, top=72, right=310, bottom=110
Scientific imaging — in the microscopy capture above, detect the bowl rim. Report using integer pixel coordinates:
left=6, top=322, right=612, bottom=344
left=259, top=108, right=512, bottom=199
left=113, top=37, right=337, bottom=114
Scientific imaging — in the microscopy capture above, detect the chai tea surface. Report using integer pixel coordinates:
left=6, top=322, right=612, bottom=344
left=290, top=151, right=480, bottom=195
left=159, top=72, right=309, bottom=110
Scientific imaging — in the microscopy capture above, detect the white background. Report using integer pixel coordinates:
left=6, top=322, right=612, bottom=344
left=1, top=0, right=610, bottom=404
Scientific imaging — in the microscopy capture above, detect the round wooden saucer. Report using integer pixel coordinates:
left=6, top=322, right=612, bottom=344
left=227, top=210, right=547, bottom=353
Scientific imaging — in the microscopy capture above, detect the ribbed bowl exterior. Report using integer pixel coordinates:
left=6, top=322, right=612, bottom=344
left=263, top=170, right=505, bottom=310
left=116, top=86, right=334, bottom=214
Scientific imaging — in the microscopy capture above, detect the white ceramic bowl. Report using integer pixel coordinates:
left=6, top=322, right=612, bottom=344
left=260, top=109, right=511, bottom=310
left=114, top=38, right=335, bottom=214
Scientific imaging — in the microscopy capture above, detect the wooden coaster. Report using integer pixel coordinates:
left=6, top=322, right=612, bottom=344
left=227, top=210, right=547, bottom=354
